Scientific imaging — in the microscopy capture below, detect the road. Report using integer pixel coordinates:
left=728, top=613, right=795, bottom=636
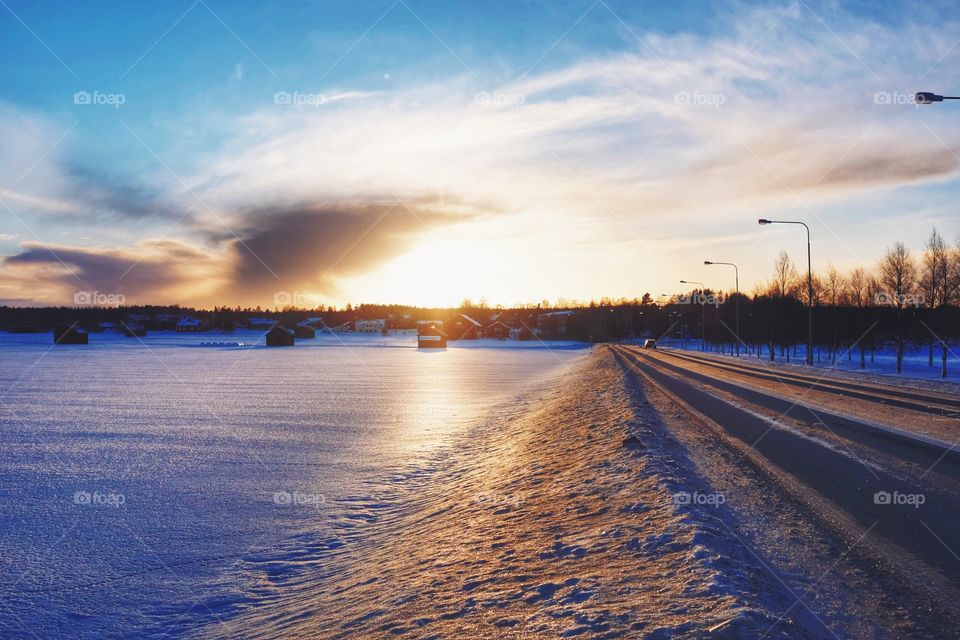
left=612, top=344, right=960, bottom=609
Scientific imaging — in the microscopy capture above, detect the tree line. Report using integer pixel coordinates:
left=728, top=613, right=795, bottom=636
left=666, top=227, right=960, bottom=376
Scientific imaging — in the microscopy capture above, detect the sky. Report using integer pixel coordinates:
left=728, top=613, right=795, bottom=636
left=1, top=0, right=960, bottom=309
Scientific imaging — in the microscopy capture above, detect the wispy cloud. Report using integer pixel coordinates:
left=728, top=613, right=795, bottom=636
left=2, top=3, right=960, bottom=305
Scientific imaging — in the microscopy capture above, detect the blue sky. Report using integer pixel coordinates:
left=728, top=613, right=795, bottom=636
left=2, top=0, right=960, bottom=307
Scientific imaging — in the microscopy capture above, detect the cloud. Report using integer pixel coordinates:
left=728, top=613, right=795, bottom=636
left=0, top=201, right=464, bottom=306
left=3, top=4, right=960, bottom=305
left=2, top=239, right=229, bottom=306
left=220, top=201, right=467, bottom=304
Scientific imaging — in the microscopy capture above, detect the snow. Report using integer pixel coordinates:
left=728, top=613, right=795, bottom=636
left=653, top=338, right=960, bottom=384
left=0, top=330, right=588, bottom=638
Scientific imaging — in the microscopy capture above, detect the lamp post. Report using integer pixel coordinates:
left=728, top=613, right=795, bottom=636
left=680, top=279, right=705, bottom=351
left=668, top=311, right=683, bottom=348
left=759, top=218, right=813, bottom=365
left=658, top=294, right=674, bottom=346
left=704, top=261, right=740, bottom=356
left=915, top=92, right=960, bottom=104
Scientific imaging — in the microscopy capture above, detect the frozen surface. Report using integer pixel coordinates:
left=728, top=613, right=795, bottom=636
left=208, top=347, right=809, bottom=639
left=0, top=330, right=587, bottom=638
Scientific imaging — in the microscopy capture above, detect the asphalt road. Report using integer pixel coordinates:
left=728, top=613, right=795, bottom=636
left=655, top=347, right=960, bottom=417
left=613, top=345, right=960, bottom=601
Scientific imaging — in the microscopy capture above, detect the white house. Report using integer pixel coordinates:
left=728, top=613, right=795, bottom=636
left=355, top=319, right=386, bottom=333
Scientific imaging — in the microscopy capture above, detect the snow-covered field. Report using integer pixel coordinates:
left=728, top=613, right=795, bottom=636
left=0, top=330, right=588, bottom=638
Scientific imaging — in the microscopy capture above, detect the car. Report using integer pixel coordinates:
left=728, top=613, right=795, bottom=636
left=643, top=339, right=657, bottom=349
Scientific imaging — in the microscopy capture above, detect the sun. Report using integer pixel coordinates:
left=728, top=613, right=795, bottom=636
left=344, top=230, right=501, bottom=307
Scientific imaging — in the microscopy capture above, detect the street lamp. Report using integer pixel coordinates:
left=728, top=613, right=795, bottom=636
left=704, top=260, right=740, bottom=356
left=915, top=92, right=960, bottom=104
left=680, top=279, right=705, bottom=351
left=758, top=218, right=813, bottom=365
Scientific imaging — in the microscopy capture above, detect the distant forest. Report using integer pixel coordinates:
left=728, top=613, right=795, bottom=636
left=1, top=227, right=958, bottom=375
left=665, top=226, right=960, bottom=375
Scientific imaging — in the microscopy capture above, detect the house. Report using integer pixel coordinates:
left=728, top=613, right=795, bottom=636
left=300, top=317, right=326, bottom=329
left=175, top=317, right=206, bottom=332
left=53, top=325, right=88, bottom=345
left=247, top=317, right=275, bottom=330
left=151, top=314, right=180, bottom=330
left=395, top=314, right=417, bottom=330
left=7, top=325, right=45, bottom=333
left=516, top=326, right=537, bottom=341
left=537, top=310, right=576, bottom=336
left=417, top=323, right=447, bottom=349
left=291, top=323, right=315, bottom=339
left=355, top=319, right=386, bottom=333
left=445, top=313, right=482, bottom=340
left=265, top=326, right=295, bottom=347
left=417, top=319, right=444, bottom=331
left=122, top=324, right=147, bottom=337
left=485, top=320, right=512, bottom=340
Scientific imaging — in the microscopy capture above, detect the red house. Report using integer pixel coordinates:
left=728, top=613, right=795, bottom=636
left=266, top=326, right=295, bottom=347
left=485, top=320, right=512, bottom=340
left=445, top=313, right=482, bottom=340
left=417, top=324, right=447, bottom=349
left=53, top=325, right=88, bottom=345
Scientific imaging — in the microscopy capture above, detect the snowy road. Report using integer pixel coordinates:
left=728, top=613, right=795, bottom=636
left=613, top=345, right=960, bottom=624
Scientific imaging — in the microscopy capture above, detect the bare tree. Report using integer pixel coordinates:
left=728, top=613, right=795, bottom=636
left=878, top=242, right=918, bottom=373
left=823, top=265, right=846, bottom=361
left=769, top=250, right=796, bottom=298
left=792, top=272, right=822, bottom=307
left=947, top=236, right=960, bottom=306
left=848, top=267, right=867, bottom=307
left=921, top=228, right=948, bottom=366
left=824, top=265, right=847, bottom=306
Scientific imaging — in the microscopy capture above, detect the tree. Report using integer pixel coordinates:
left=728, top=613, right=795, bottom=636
left=921, top=228, right=949, bottom=307
left=848, top=267, right=869, bottom=368
left=921, top=228, right=949, bottom=366
left=878, top=242, right=918, bottom=373
left=848, top=268, right=867, bottom=307
left=946, top=236, right=960, bottom=306
left=824, top=265, right=847, bottom=307
left=770, top=251, right=797, bottom=298
left=824, top=265, right=847, bottom=362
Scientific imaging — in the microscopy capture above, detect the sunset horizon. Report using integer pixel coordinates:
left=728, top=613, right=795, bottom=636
left=3, top=1, right=960, bottom=309
left=4, top=3, right=960, bottom=639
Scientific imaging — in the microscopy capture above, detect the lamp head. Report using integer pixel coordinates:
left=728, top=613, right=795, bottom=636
left=916, top=92, right=943, bottom=104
